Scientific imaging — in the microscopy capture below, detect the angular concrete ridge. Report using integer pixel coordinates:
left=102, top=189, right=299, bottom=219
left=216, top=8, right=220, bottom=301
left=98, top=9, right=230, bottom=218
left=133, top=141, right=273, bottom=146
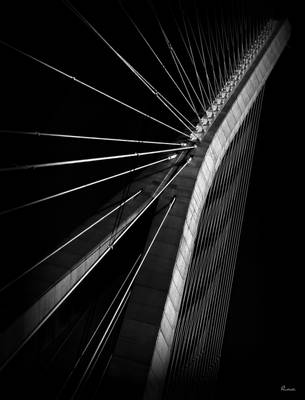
left=0, top=19, right=290, bottom=398
left=105, top=19, right=291, bottom=399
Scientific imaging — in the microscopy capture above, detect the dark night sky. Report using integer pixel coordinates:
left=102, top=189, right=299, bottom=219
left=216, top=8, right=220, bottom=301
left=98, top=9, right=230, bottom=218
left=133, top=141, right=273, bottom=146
left=216, top=3, right=300, bottom=398
left=0, top=1, right=300, bottom=398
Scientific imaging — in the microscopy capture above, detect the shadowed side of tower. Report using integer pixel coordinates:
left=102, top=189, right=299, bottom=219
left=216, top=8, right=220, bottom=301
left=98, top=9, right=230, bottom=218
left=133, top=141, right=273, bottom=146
left=103, top=20, right=291, bottom=399
left=0, top=12, right=291, bottom=400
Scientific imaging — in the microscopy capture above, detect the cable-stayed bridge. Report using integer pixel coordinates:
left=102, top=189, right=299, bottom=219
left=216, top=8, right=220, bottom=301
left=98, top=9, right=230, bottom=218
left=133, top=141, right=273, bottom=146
left=0, top=1, right=290, bottom=399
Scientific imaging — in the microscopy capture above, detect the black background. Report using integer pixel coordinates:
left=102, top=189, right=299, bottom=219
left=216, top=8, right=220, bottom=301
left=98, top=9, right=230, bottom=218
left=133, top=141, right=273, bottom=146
left=0, top=1, right=300, bottom=398
left=216, top=2, right=300, bottom=399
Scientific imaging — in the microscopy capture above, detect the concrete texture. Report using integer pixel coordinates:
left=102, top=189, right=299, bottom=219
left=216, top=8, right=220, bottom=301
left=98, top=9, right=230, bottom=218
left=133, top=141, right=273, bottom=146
left=0, top=20, right=291, bottom=399
left=107, top=20, right=291, bottom=399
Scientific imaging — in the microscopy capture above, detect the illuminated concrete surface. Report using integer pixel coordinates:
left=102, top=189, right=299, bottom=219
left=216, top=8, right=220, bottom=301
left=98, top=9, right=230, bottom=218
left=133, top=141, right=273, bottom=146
left=0, top=20, right=290, bottom=396
left=106, top=20, right=291, bottom=399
